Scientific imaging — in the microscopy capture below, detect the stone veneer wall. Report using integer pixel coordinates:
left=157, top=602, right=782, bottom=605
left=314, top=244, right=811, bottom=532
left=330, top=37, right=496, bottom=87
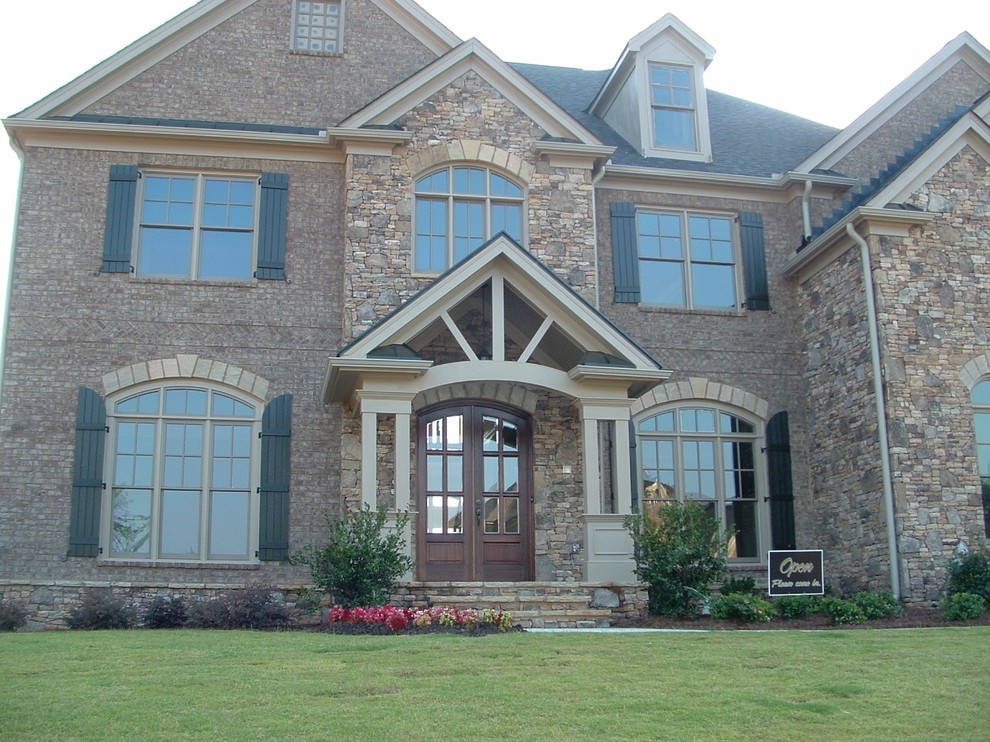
left=798, top=245, right=891, bottom=595
left=83, top=0, right=439, bottom=129
left=874, top=146, right=990, bottom=599
left=343, top=71, right=597, bottom=340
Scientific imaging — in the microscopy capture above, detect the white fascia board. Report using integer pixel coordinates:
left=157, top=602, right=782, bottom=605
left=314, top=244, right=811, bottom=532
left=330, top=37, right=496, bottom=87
left=590, top=13, right=713, bottom=116
left=368, top=0, right=461, bottom=55
left=601, top=164, right=857, bottom=203
left=16, top=0, right=256, bottom=120
left=782, top=207, right=936, bottom=282
left=340, top=39, right=601, bottom=144
left=3, top=118, right=342, bottom=163
left=869, top=113, right=990, bottom=205
left=795, top=33, right=990, bottom=173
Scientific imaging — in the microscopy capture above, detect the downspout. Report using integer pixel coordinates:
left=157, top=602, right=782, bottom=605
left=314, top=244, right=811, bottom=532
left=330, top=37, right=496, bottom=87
left=801, top=179, right=813, bottom=243
left=846, top=222, right=901, bottom=599
left=590, top=159, right=611, bottom=310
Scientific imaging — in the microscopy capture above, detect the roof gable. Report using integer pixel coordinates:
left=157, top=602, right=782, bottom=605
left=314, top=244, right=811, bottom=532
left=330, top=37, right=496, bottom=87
left=15, top=0, right=461, bottom=121
left=795, top=32, right=990, bottom=174
left=339, top=38, right=602, bottom=144
left=324, top=235, right=666, bottom=403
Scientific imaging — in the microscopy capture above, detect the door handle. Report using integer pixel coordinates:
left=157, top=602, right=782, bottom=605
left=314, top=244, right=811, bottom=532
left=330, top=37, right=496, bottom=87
left=476, top=499, right=482, bottom=527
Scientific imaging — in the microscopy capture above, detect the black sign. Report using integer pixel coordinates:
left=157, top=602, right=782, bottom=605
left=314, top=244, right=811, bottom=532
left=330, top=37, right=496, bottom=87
left=767, top=550, right=824, bottom=596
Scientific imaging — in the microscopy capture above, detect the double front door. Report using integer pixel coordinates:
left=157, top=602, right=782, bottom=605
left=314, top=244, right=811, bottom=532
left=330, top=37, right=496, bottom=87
left=418, top=404, right=533, bottom=581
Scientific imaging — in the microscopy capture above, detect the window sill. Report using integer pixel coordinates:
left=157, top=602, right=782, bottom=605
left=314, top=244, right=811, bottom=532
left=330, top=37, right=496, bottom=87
left=636, top=304, right=743, bottom=318
left=128, top=276, right=257, bottom=289
left=290, top=49, right=344, bottom=58
left=98, top=559, right=261, bottom=570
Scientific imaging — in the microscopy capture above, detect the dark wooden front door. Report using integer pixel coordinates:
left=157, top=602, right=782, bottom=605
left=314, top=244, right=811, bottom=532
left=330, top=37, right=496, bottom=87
left=418, top=404, right=533, bottom=581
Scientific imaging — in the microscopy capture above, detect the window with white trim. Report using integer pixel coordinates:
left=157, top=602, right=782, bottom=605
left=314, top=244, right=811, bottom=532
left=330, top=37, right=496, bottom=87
left=106, top=385, right=259, bottom=561
left=638, top=406, right=763, bottom=560
left=636, top=210, right=737, bottom=308
left=414, top=166, right=525, bottom=273
left=136, top=173, right=258, bottom=280
left=649, top=63, right=697, bottom=151
left=973, top=379, right=990, bottom=537
left=292, top=1, right=342, bottom=53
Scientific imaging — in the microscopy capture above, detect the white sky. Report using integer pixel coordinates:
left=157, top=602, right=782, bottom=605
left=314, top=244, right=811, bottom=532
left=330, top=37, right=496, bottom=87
left=2, top=0, right=989, bottom=332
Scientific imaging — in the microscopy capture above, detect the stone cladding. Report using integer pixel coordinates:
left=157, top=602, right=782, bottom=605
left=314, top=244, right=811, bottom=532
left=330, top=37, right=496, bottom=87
left=342, top=71, right=597, bottom=339
left=84, top=0, right=439, bottom=128
left=878, top=146, right=990, bottom=599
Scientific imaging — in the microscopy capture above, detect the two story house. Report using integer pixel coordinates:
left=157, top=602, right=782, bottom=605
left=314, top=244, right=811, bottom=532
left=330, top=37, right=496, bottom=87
left=2, top=0, right=989, bottom=627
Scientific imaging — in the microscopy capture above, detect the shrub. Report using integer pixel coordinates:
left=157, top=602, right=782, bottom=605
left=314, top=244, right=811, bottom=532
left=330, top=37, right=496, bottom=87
left=0, top=596, right=28, bottom=632
left=67, top=589, right=135, bottom=630
left=142, top=595, right=189, bottom=629
left=188, top=585, right=293, bottom=630
left=851, top=590, right=901, bottom=620
left=720, top=576, right=757, bottom=596
left=820, top=597, right=867, bottom=625
left=941, top=592, right=987, bottom=621
left=945, top=548, right=990, bottom=603
left=625, top=501, right=730, bottom=618
left=774, top=595, right=822, bottom=620
left=291, top=505, right=414, bottom=608
left=709, top=592, right=777, bottom=623
left=324, top=604, right=514, bottom=633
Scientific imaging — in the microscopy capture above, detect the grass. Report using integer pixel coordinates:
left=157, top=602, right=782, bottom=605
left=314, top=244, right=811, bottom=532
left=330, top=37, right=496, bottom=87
left=2, top=627, right=988, bottom=741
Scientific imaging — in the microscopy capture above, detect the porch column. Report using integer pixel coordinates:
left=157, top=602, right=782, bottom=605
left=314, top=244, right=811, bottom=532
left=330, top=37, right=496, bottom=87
left=613, top=418, right=632, bottom=515
left=581, top=417, right=602, bottom=515
left=356, top=392, right=416, bottom=510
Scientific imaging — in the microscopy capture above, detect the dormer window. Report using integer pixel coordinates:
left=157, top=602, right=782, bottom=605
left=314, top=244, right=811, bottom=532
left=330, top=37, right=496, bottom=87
left=649, top=64, right=696, bottom=151
left=590, top=14, right=714, bottom=163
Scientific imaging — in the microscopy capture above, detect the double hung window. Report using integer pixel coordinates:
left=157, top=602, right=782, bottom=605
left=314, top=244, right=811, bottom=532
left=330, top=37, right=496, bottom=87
left=636, top=211, right=737, bottom=308
left=137, top=173, right=257, bottom=280
left=649, top=63, right=697, bottom=151
left=414, top=166, right=524, bottom=273
left=638, top=406, right=762, bottom=560
left=108, top=385, right=258, bottom=561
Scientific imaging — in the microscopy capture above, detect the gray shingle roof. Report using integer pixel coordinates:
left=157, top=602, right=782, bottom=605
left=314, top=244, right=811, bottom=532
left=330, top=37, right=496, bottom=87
left=511, top=63, right=839, bottom=178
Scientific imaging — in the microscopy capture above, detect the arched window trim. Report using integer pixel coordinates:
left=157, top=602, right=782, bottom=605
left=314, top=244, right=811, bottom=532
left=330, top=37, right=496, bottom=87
left=635, top=401, right=769, bottom=563
left=413, top=164, right=527, bottom=274
left=101, top=380, right=264, bottom=564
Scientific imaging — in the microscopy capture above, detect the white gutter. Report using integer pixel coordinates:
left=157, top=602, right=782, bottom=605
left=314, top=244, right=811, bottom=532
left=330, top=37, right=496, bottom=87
left=801, top=179, right=813, bottom=242
left=846, top=223, right=901, bottom=599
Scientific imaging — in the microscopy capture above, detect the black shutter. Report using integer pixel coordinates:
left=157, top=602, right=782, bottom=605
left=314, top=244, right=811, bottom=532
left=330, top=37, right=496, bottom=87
left=766, top=411, right=796, bottom=550
left=611, top=201, right=641, bottom=303
left=739, top=211, right=770, bottom=311
left=68, top=388, right=107, bottom=557
left=101, top=165, right=139, bottom=273
left=256, top=172, right=289, bottom=280
left=258, top=394, right=292, bottom=560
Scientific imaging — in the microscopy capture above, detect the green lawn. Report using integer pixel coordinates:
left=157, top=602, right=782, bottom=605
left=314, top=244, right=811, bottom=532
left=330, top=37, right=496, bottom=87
left=2, top=627, right=988, bottom=741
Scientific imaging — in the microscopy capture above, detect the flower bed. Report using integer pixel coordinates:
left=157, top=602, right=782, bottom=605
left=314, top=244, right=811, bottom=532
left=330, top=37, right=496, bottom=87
left=321, top=605, right=516, bottom=635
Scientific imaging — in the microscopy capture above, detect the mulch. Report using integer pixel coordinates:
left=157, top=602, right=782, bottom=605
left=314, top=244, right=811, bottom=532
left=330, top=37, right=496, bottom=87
left=610, top=603, right=990, bottom=630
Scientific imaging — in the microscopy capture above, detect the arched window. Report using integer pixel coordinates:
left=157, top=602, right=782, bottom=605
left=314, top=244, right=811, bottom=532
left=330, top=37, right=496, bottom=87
left=105, top=384, right=260, bottom=561
left=637, top=405, right=764, bottom=561
left=973, top=380, right=990, bottom=537
left=414, top=165, right=524, bottom=272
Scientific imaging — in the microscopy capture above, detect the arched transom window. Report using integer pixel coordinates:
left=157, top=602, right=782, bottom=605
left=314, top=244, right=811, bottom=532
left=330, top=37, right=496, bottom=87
left=414, top=166, right=524, bottom=273
left=638, top=405, right=763, bottom=560
left=106, top=384, right=259, bottom=561
left=973, top=380, right=990, bottom=537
